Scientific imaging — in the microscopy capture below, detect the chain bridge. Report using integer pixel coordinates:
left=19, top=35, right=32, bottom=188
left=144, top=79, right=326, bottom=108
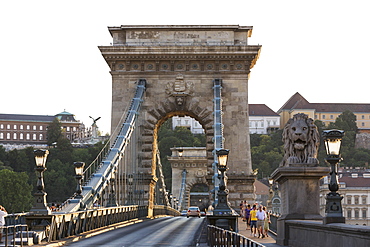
left=3, top=25, right=369, bottom=247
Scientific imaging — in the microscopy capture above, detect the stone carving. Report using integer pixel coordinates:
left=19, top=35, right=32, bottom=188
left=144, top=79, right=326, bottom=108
left=165, top=75, right=194, bottom=105
left=280, top=113, right=319, bottom=167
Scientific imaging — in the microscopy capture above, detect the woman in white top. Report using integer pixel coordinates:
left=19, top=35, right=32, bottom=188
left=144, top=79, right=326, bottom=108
left=0, top=205, right=7, bottom=243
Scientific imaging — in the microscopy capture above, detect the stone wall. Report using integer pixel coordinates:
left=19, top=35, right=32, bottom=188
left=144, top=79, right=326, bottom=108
left=284, top=220, right=370, bottom=247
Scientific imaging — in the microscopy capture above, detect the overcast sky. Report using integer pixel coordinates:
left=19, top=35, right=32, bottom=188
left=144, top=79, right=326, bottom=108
left=1, top=1, right=369, bottom=134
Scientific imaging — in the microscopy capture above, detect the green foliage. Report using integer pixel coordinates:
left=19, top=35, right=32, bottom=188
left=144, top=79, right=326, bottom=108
left=0, top=141, right=106, bottom=206
left=47, top=118, right=62, bottom=146
left=0, top=169, right=33, bottom=213
left=250, top=133, right=284, bottom=179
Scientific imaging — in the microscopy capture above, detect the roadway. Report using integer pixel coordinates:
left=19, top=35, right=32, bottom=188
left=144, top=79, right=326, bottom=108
left=65, top=216, right=204, bottom=247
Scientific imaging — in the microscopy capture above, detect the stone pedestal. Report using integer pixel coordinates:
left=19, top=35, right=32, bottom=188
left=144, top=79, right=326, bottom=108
left=271, top=166, right=329, bottom=246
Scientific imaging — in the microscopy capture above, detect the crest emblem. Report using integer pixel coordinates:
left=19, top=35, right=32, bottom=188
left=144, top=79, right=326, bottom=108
left=166, top=75, right=194, bottom=105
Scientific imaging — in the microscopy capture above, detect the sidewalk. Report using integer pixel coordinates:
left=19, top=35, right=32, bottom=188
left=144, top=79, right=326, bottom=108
left=237, top=218, right=281, bottom=247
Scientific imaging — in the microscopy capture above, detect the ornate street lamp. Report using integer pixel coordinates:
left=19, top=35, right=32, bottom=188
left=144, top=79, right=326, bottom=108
left=73, top=162, right=85, bottom=199
left=30, top=149, right=51, bottom=215
left=213, top=149, right=233, bottom=215
left=322, top=129, right=345, bottom=224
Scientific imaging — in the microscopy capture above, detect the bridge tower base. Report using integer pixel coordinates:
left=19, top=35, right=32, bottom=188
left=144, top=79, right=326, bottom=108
left=271, top=166, right=329, bottom=246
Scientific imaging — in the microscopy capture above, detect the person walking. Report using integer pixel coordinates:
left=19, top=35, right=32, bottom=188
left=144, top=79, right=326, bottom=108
left=263, top=206, right=270, bottom=237
left=256, top=205, right=266, bottom=238
left=249, top=204, right=258, bottom=237
left=0, top=205, right=7, bottom=243
left=245, top=204, right=251, bottom=229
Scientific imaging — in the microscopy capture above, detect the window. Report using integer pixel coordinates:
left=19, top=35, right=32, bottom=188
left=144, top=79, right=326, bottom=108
left=363, top=209, right=367, bottom=219
left=39, top=134, right=43, bottom=141
left=33, top=125, right=37, bottom=130
left=66, top=126, right=70, bottom=131
left=7, top=124, right=10, bottom=129
left=20, top=125, right=23, bottom=130
left=355, top=196, right=359, bottom=205
left=362, top=115, right=365, bottom=119
left=13, top=133, right=17, bottom=139
left=185, top=120, right=189, bottom=125
left=0, top=133, right=3, bottom=139
left=0, top=124, right=3, bottom=129
left=26, top=134, right=30, bottom=140
left=14, top=125, right=17, bottom=129
left=33, top=134, right=36, bottom=140
left=362, top=122, right=365, bottom=127
left=322, top=115, right=326, bottom=119
left=40, top=126, right=43, bottom=131
left=355, top=210, right=359, bottom=219
left=27, top=125, right=30, bottom=130
left=347, top=209, right=352, bottom=218
left=20, top=133, right=23, bottom=140
left=73, top=127, right=76, bottom=131
left=347, top=196, right=352, bottom=205
left=7, top=133, right=10, bottom=139
left=177, top=120, right=181, bottom=125
left=362, top=196, right=367, bottom=204
left=330, top=115, right=334, bottom=119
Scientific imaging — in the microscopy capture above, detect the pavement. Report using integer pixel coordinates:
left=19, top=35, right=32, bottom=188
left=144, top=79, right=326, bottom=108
left=237, top=217, right=282, bottom=247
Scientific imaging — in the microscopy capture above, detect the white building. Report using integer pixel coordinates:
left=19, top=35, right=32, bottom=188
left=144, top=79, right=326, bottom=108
left=172, top=116, right=204, bottom=134
left=320, top=168, right=370, bottom=225
left=249, top=104, right=280, bottom=134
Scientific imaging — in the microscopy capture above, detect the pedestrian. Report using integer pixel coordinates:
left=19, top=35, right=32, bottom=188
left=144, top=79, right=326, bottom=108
left=239, top=201, right=244, bottom=218
left=0, top=205, right=7, bottom=243
left=263, top=206, right=270, bottom=237
left=256, top=205, right=266, bottom=238
left=249, top=204, right=258, bottom=237
left=245, top=204, right=251, bottom=229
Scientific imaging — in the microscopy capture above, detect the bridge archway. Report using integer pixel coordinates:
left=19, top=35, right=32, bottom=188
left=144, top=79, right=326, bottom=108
left=99, top=25, right=261, bottom=213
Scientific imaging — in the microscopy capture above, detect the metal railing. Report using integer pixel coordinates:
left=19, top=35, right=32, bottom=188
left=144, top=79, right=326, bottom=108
left=207, top=225, right=265, bottom=247
left=1, top=224, right=29, bottom=247
left=48, top=205, right=147, bottom=242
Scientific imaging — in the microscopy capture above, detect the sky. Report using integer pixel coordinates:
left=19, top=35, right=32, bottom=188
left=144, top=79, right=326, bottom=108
left=1, top=1, right=369, bottom=134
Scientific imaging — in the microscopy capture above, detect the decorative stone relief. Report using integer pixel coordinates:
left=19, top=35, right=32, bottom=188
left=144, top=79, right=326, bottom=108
left=165, top=75, right=194, bottom=106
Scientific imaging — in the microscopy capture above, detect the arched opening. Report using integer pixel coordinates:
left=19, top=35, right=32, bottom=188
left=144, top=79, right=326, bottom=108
left=189, top=183, right=210, bottom=211
left=157, top=114, right=206, bottom=190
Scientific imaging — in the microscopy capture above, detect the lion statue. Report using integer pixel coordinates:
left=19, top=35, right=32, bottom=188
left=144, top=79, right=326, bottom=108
left=280, top=113, right=320, bottom=167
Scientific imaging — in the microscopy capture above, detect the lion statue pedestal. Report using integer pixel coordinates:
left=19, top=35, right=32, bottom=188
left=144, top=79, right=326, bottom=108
left=271, top=113, right=330, bottom=246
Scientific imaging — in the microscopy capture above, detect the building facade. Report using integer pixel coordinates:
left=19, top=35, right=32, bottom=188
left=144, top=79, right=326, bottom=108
left=320, top=168, right=370, bottom=225
left=172, top=116, right=204, bottom=134
left=249, top=104, right=280, bottom=134
left=0, top=111, right=90, bottom=150
left=278, top=92, right=370, bottom=132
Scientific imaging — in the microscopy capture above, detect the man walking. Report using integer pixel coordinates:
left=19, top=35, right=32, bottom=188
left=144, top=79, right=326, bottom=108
left=256, top=205, right=266, bottom=238
left=249, top=205, right=258, bottom=237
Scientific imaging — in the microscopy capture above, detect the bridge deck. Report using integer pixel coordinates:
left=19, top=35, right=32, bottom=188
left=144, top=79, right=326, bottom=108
left=237, top=218, right=281, bottom=247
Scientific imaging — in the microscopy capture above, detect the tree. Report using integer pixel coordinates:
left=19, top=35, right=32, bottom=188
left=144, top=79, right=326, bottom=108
left=0, top=169, right=33, bottom=213
left=47, top=118, right=62, bottom=146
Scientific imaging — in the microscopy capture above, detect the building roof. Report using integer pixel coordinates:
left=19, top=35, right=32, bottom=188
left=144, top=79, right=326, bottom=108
left=0, top=113, right=55, bottom=122
left=278, top=92, right=370, bottom=113
left=255, top=180, right=269, bottom=195
left=338, top=170, right=370, bottom=187
left=249, top=104, right=279, bottom=116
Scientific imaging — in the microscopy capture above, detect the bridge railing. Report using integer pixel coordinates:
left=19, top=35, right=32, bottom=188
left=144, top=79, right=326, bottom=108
left=1, top=224, right=29, bottom=246
left=153, top=205, right=180, bottom=217
left=47, top=205, right=147, bottom=242
left=207, top=225, right=265, bottom=247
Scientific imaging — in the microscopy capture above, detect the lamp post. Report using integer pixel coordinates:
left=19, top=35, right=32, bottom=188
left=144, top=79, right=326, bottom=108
left=73, top=162, right=85, bottom=199
left=323, top=129, right=345, bottom=224
left=213, top=149, right=233, bottom=216
left=268, top=177, right=274, bottom=211
left=30, top=149, right=51, bottom=215
left=107, top=168, right=118, bottom=207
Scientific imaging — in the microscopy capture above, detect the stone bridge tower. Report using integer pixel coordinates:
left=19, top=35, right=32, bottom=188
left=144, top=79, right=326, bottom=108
left=99, top=25, right=261, bottom=210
